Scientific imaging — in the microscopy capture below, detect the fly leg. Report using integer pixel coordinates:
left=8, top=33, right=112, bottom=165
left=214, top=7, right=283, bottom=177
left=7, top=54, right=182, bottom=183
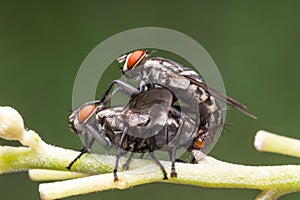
left=122, top=138, right=148, bottom=170
left=66, top=148, right=88, bottom=170
left=149, top=152, right=168, bottom=180
left=149, top=136, right=168, bottom=180
left=67, top=134, right=95, bottom=170
left=167, top=109, right=191, bottom=178
left=122, top=152, right=134, bottom=170
left=114, top=149, right=124, bottom=182
left=86, top=124, right=112, bottom=148
left=102, top=87, right=121, bottom=105
left=99, top=80, right=139, bottom=104
left=139, top=152, right=145, bottom=159
left=71, top=81, right=138, bottom=114
left=168, top=118, right=186, bottom=178
left=114, top=127, right=128, bottom=182
left=169, top=144, right=178, bottom=178
left=71, top=81, right=138, bottom=121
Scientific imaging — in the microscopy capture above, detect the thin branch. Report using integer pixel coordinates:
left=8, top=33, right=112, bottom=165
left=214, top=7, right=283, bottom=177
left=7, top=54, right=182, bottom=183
left=29, top=169, right=87, bottom=181
left=255, top=130, right=300, bottom=158
left=255, top=189, right=286, bottom=200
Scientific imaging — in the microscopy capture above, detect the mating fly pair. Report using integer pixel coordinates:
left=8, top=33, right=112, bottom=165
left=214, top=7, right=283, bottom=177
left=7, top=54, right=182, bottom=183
left=68, top=49, right=256, bottom=181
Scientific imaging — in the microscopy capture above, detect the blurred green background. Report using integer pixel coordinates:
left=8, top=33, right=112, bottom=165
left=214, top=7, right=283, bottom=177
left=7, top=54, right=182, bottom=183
left=1, top=1, right=300, bottom=199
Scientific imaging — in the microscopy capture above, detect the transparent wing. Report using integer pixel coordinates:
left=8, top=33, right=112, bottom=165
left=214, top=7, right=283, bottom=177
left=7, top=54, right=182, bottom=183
left=126, top=87, right=173, bottom=114
left=182, top=74, right=257, bottom=119
left=122, top=87, right=173, bottom=128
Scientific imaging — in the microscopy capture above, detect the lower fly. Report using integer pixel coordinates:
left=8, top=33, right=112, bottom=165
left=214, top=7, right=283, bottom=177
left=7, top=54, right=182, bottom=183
left=68, top=84, right=197, bottom=181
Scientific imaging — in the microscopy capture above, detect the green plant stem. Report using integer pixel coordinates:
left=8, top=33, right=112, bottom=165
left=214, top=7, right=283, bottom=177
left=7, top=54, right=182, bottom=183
left=0, top=131, right=113, bottom=174
left=2, top=106, right=300, bottom=200
left=39, top=155, right=300, bottom=200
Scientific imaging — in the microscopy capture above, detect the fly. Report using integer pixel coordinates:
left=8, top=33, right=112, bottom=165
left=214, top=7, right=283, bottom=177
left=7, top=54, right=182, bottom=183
left=116, top=50, right=256, bottom=151
left=68, top=84, right=197, bottom=181
left=94, top=50, right=255, bottom=171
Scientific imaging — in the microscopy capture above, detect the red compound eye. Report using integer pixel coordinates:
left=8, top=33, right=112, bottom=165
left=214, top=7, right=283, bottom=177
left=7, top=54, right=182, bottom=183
left=78, top=104, right=96, bottom=123
left=126, top=50, right=146, bottom=70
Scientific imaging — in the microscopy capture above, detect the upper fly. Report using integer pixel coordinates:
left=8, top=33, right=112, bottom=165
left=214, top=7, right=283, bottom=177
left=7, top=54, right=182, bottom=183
left=117, top=49, right=256, bottom=152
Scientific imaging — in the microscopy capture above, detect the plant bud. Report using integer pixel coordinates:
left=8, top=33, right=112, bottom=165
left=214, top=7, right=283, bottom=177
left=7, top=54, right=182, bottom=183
left=0, top=106, right=24, bottom=141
